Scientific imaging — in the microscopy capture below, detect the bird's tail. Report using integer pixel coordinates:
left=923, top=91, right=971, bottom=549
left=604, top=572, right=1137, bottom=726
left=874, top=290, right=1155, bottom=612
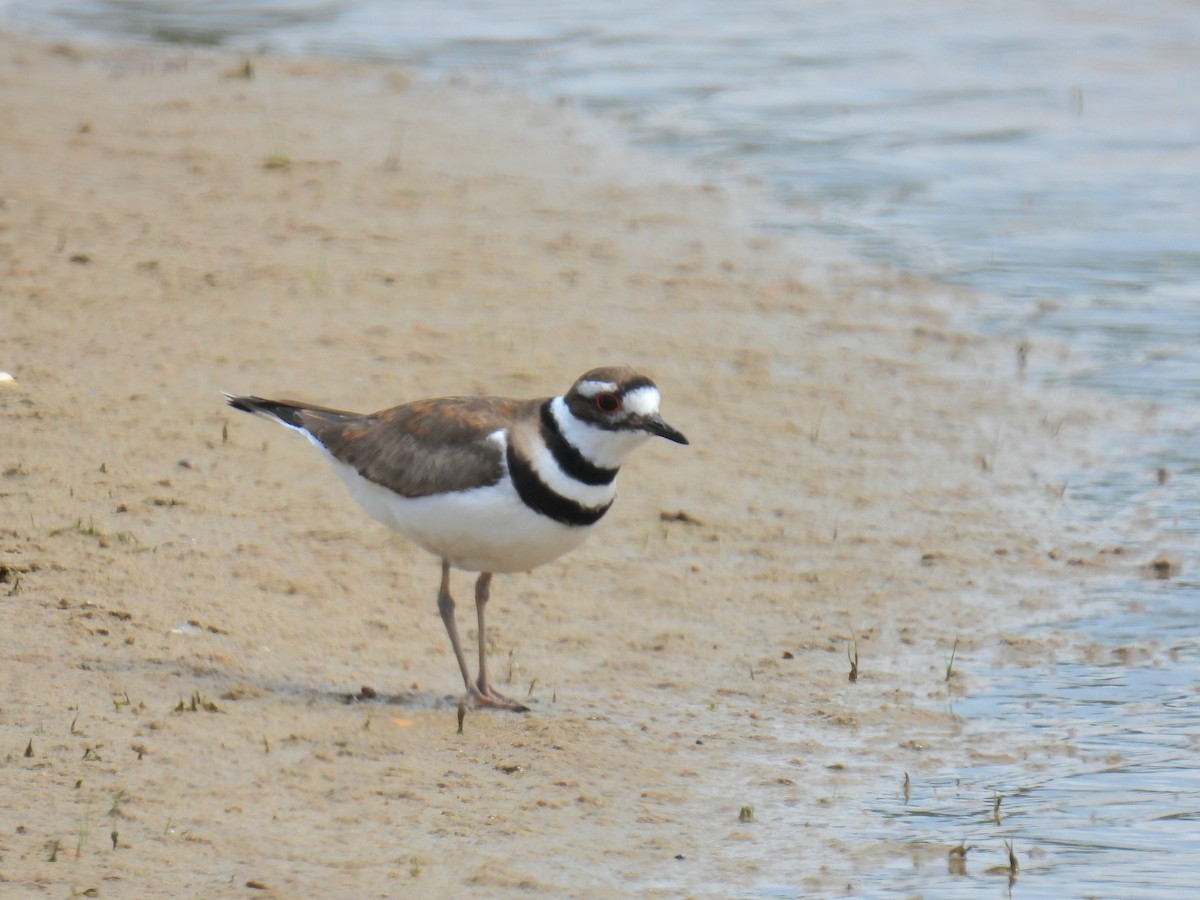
left=224, top=394, right=312, bottom=430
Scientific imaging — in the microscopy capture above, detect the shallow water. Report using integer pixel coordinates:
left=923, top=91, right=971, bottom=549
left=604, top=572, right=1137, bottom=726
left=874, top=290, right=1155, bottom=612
left=9, top=0, right=1198, bottom=399
left=5, top=0, right=1200, bottom=893
left=870, top=624, right=1200, bottom=896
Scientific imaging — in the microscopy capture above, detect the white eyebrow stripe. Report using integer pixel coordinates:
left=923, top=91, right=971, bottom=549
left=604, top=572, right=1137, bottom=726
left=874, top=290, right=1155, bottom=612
left=575, top=380, right=618, bottom=398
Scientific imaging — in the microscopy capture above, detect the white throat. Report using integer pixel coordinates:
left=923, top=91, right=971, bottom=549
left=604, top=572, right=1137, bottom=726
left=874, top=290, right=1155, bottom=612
left=550, top=395, right=650, bottom=470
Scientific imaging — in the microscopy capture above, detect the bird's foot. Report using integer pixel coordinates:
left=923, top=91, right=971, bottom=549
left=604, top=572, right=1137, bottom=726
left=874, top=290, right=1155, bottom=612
left=468, top=684, right=530, bottom=713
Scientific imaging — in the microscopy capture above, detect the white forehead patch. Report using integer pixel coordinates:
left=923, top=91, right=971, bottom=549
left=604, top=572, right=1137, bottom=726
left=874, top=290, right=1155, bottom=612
left=623, top=385, right=661, bottom=417
left=576, top=379, right=618, bottom=398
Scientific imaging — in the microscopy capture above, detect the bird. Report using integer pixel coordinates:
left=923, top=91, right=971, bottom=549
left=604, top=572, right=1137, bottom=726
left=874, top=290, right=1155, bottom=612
left=225, top=366, right=688, bottom=711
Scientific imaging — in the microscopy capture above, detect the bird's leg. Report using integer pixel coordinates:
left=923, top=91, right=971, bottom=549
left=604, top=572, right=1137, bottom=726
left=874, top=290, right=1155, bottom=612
left=472, top=572, right=529, bottom=712
left=437, top=563, right=527, bottom=712
left=474, top=572, right=493, bottom=693
left=436, top=558, right=474, bottom=696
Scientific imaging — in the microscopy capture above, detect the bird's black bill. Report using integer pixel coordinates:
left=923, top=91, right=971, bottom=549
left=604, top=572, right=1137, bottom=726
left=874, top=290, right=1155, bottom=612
left=642, top=415, right=689, bottom=445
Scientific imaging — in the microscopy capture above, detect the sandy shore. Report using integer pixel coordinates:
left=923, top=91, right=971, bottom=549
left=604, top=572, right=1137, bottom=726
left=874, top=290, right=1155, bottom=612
left=0, top=30, right=1142, bottom=896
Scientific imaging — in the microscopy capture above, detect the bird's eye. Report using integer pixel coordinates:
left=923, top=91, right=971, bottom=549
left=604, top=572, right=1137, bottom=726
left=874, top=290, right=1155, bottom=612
left=595, top=392, right=621, bottom=413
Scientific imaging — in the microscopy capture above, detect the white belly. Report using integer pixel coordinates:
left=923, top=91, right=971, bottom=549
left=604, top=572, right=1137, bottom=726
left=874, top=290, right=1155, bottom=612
left=328, top=459, right=594, bottom=573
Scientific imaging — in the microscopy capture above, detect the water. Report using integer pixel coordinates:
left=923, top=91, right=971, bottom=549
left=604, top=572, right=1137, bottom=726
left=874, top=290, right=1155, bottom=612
left=9, top=1, right=1199, bottom=399
left=870, top=599, right=1200, bottom=896
left=5, top=0, right=1199, bottom=892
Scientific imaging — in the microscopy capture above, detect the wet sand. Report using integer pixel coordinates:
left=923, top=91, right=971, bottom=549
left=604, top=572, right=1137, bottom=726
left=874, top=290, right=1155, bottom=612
left=0, top=31, right=1139, bottom=896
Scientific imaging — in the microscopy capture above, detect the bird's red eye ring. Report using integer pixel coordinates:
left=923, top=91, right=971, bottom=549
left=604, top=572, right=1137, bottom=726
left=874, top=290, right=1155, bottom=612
left=595, top=392, right=621, bottom=413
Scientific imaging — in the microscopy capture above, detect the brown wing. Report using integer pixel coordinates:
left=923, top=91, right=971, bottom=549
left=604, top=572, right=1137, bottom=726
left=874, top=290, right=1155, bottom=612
left=299, top=396, right=535, bottom=498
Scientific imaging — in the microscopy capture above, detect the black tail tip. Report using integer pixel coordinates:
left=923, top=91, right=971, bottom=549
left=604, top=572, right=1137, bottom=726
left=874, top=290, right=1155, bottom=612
left=224, top=393, right=259, bottom=414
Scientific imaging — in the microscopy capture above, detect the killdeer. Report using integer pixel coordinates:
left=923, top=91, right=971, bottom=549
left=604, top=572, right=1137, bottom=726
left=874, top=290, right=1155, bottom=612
left=226, top=366, right=687, bottom=711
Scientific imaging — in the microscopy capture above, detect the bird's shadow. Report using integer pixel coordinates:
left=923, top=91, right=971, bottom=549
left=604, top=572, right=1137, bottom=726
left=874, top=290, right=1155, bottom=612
left=329, top=684, right=455, bottom=710
left=85, top=653, right=538, bottom=712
